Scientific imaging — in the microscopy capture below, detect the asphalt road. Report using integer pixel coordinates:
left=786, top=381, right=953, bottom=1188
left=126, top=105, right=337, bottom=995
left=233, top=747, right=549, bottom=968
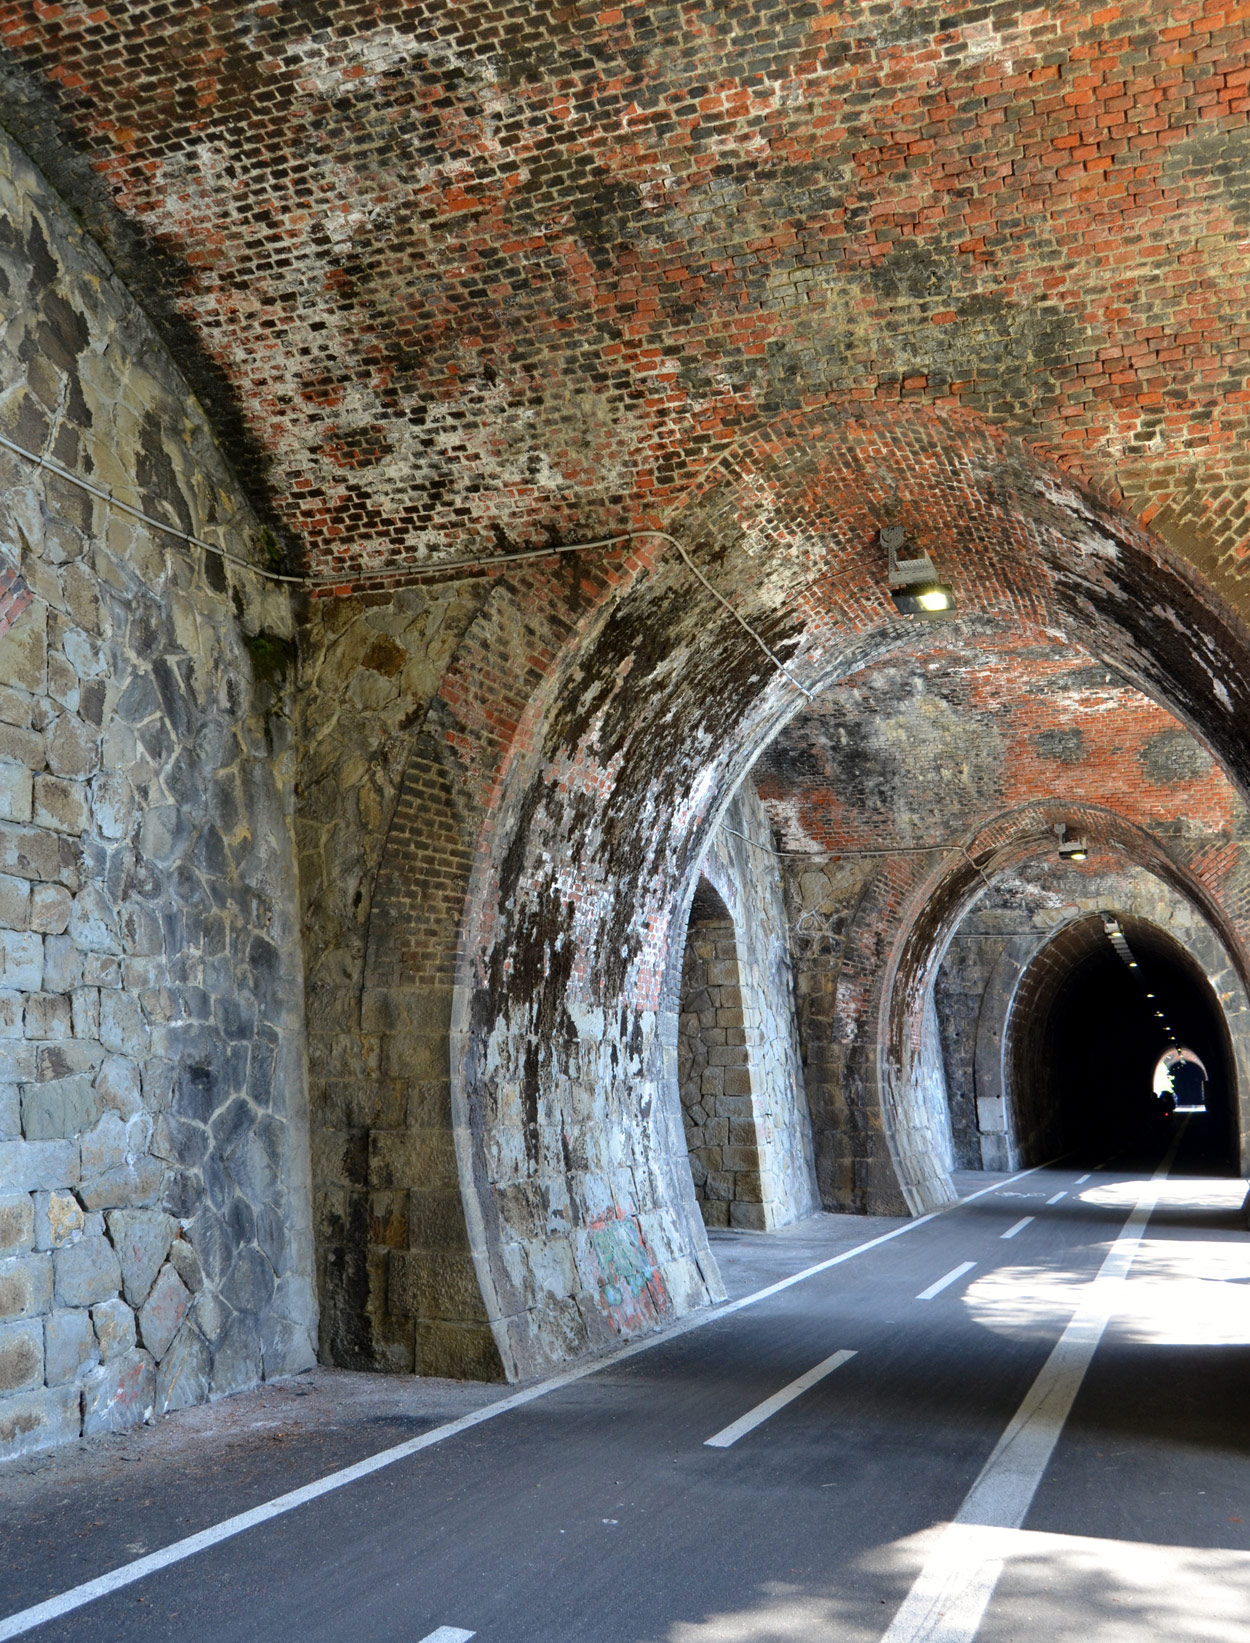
left=3, top=1129, right=1248, bottom=1643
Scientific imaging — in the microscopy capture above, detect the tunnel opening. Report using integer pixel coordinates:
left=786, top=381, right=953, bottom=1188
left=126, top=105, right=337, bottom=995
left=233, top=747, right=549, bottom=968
left=1007, top=915, right=1239, bottom=1174
left=676, top=877, right=766, bottom=1228
left=1153, top=1047, right=1209, bottom=1114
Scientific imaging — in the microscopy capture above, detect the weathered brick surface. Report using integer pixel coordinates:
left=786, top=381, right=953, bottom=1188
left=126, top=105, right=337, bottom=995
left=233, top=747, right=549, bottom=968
left=1, top=2, right=1249, bottom=614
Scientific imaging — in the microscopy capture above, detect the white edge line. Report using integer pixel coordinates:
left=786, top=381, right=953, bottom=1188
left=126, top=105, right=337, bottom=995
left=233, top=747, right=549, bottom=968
left=704, top=1348, right=857, bottom=1448
left=915, top=1260, right=976, bottom=1301
left=1000, top=1217, right=1034, bottom=1240
left=0, top=1159, right=1054, bottom=1642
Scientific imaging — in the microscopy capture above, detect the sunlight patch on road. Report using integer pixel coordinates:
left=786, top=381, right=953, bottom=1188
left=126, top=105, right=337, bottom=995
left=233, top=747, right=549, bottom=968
left=871, top=1523, right=1250, bottom=1643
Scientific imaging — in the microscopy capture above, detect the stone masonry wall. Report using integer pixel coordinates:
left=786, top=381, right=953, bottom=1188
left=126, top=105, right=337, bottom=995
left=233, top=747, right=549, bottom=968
left=0, top=132, right=314, bottom=1461
left=677, top=885, right=756, bottom=1228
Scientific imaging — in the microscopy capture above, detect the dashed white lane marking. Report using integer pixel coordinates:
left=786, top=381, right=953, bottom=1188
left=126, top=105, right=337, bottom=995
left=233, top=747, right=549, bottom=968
left=879, top=1137, right=1182, bottom=1643
left=1000, top=1217, right=1034, bottom=1240
left=916, top=1261, right=976, bottom=1301
left=0, top=1161, right=1055, bottom=1642
left=705, top=1349, right=857, bottom=1448
left=1046, top=1191, right=1067, bottom=1205
left=1074, top=1173, right=1091, bottom=1185
left=419, top=1630, right=475, bottom=1642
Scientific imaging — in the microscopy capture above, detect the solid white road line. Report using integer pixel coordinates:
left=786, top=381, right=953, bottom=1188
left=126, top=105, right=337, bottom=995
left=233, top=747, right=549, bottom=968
left=916, top=1261, right=976, bottom=1301
left=879, top=1134, right=1183, bottom=1643
left=1000, top=1217, right=1033, bottom=1240
left=705, top=1348, right=857, bottom=1448
left=419, top=1630, right=476, bottom=1643
left=0, top=1160, right=1056, bottom=1642
left=1046, top=1191, right=1067, bottom=1205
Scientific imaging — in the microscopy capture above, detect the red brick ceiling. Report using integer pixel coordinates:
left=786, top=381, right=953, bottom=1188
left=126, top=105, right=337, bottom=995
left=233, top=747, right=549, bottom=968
left=2, top=1, right=1248, bottom=590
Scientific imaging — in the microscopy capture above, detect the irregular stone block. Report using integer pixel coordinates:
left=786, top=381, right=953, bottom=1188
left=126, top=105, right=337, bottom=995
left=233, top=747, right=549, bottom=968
left=68, top=884, right=118, bottom=954
left=0, top=991, right=21, bottom=1039
left=155, top=1323, right=210, bottom=1415
left=1, top=929, right=43, bottom=990
left=210, top=1312, right=262, bottom=1397
left=107, top=1208, right=174, bottom=1306
left=0, top=1085, right=18, bottom=1140
left=0, top=820, right=64, bottom=883
left=0, top=1137, right=78, bottom=1191
left=81, top=1348, right=154, bottom=1436
left=80, top=1109, right=128, bottom=1176
left=92, top=1295, right=136, bottom=1361
left=99, top=989, right=146, bottom=1057
left=32, top=774, right=90, bottom=835
left=44, top=1307, right=99, bottom=1385
left=30, top=881, right=72, bottom=934
left=0, top=1318, right=42, bottom=1392
left=45, top=713, right=99, bottom=780
left=79, top=1156, right=162, bottom=1211
left=21, top=1073, right=100, bottom=1141
left=0, top=760, right=33, bottom=825
left=0, top=1193, right=33, bottom=1255
left=95, top=1053, right=140, bottom=1117
left=53, top=1233, right=121, bottom=1306
left=0, top=872, right=30, bottom=928
left=33, top=1188, right=84, bottom=1249
left=166, top=1234, right=203, bottom=1293
left=22, top=991, right=72, bottom=1040
left=138, top=1262, right=190, bottom=1361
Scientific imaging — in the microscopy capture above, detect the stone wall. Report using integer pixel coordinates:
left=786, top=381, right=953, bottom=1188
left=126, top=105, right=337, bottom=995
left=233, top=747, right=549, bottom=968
left=677, top=882, right=754, bottom=1228
left=0, top=131, right=314, bottom=1461
left=688, top=784, right=818, bottom=1232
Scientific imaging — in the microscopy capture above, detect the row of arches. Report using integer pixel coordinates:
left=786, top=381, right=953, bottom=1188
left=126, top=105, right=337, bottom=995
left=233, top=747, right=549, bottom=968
left=335, top=401, right=1250, bottom=1381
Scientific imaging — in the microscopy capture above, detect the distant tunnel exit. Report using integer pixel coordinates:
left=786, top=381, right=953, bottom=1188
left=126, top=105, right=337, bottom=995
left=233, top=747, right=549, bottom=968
left=1006, top=915, right=1240, bottom=1173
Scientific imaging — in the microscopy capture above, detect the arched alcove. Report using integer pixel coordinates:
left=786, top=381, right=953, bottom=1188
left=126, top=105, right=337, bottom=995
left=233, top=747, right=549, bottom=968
left=676, top=878, right=760, bottom=1228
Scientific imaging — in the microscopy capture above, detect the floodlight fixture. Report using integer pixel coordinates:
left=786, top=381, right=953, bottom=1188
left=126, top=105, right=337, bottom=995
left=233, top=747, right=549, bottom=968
left=882, top=526, right=957, bottom=619
left=1055, top=823, right=1088, bottom=862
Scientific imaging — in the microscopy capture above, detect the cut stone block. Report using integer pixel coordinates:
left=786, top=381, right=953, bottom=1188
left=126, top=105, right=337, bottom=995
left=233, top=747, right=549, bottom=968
left=44, top=1307, right=99, bottom=1385
left=0, top=1318, right=43, bottom=1393
left=0, top=1384, right=80, bottom=1462
left=54, top=1233, right=121, bottom=1307
left=0, top=1252, right=52, bottom=1318
left=0, top=1193, right=34, bottom=1255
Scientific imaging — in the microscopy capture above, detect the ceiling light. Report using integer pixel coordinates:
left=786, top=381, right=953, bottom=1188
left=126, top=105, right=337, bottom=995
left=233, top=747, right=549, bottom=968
left=883, top=526, right=956, bottom=620
left=1056, top=823, right=1089, bottom=862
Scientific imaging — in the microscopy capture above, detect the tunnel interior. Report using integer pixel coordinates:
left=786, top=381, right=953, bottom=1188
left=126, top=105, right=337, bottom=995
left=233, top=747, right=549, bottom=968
left=1008, top=915, right=1239, bottom=1174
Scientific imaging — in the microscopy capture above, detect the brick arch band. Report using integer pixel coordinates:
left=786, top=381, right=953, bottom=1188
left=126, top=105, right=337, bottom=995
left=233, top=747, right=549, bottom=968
left=352, top=402, right=1250, bottom=1380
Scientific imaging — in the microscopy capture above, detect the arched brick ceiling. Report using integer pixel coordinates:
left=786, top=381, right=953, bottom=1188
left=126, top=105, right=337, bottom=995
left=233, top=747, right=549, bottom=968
left=1, top=1, right=1249, bottom=589
left=752, top=634, right=1246, bottom=853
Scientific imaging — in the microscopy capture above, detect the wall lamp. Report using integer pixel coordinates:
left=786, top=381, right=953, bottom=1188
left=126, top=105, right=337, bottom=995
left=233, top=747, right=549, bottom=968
left=1056, top=824, right=1089, bottom=862
left=883, top=526, right=957, bottom=618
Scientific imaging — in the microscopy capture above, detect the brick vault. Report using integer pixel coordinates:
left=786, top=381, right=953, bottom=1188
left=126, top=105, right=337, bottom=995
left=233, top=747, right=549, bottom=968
left=2, top=1, right=1250, bottom=1454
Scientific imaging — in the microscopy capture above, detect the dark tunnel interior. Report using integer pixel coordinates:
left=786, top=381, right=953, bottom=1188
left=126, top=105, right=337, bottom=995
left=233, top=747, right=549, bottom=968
left=1009, top=916, right=1239, bottom=1174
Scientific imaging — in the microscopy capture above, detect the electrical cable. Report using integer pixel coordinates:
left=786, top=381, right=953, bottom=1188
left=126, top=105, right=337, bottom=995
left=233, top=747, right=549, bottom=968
left=0, top=429, right=816, bottom=701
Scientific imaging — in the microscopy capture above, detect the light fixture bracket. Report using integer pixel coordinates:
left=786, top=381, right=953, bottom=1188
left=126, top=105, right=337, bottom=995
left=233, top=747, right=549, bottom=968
left=1056, top=823, right=1089, bottom=862
left=882, top=525, right=957, bottom=618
